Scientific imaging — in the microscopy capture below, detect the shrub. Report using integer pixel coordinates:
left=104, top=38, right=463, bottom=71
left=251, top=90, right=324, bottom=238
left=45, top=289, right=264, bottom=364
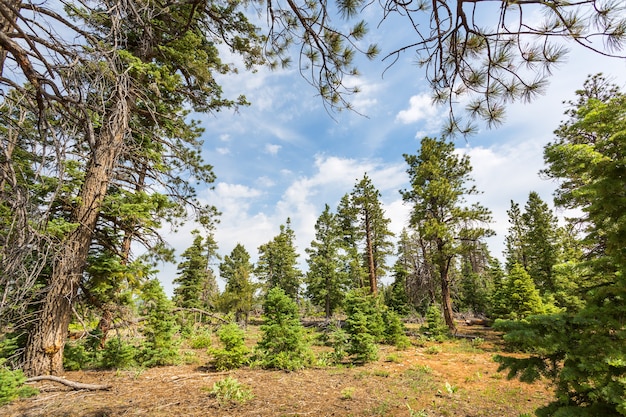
left=255, top=288, right=314, bottom=371
left=210, top=323, right=249, bottom=371
left=382, top=309, right=411, bottom=349
left=0, top=359, right=38, bottom=405
left=188, top=328, right=212, bottom=349
left=139, top=279, right=180, bottom=367
left=342, top=289, right=383, bottom=364
left=345, top=309, right=378, bottom=363
left=63, top=341, right=95, bottom=371
left=208, top=376, right=253, bottom=406
left=423, top=304, right=448, bottom=340
left=327, top=323, right=350, bottom=363
left=101, top=337, right=137, bottom=369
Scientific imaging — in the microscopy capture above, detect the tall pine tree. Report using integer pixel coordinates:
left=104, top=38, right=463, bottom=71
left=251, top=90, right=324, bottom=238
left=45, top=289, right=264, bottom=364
left=256, top=219, right=303, bottom=299
left=401, top=137, right=493, bottom=331
left=219, top=244, right=255, bottom=324
left=305, top=205, right=350, bottom=318
left=496, top=74, right=626, bottom=416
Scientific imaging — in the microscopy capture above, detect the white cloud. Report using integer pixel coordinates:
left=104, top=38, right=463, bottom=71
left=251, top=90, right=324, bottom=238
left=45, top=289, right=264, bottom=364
left=265, top=143, right=282, bottom=155
left=395, top=93, right=438, bottom=124
left=216, top=147, right=230, bottom=155
left=256, top=176, right=275, bottom=187
left=458, top=138, right=558, bottom=260
left=219, top=134, right=231, bottom=142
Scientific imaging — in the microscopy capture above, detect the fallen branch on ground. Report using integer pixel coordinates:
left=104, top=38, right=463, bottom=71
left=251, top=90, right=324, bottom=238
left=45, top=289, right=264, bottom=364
left=26, top=375, right=112, bottom=390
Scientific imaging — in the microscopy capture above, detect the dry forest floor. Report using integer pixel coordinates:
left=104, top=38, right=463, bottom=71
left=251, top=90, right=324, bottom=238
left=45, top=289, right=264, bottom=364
left=2, top=321, right=552, bottom=417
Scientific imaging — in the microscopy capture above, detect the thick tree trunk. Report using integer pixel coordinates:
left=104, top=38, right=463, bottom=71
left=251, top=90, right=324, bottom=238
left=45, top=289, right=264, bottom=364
left=23, top=84, right=130, bottom=376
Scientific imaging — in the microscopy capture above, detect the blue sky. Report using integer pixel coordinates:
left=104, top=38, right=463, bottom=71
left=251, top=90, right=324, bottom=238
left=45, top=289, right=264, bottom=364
left=157, top=10, right=626, bottom=295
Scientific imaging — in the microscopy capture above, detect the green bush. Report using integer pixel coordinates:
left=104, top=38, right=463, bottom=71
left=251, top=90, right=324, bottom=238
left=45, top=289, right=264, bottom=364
left=423, top=304, right=448, bottom=340
left=187, top=328, right=213, bottom=349
left=139, top=279, right=180, bottom=367
left=343, top=289, right=382, bottom=363
left=0, top=359, right=38, bottom=405
left=208, top=376, right=253, bottom=406
left=346, top=309, right=378, bottom=363
left=328, top=323, right=350, bottom=363
left=63, top=341, right=96, bottom=371
left=382, top=309, right=410, bottom=349
left=210, top=323, right=249, bottom=371
left=101, top=337, right=137, bottom=369
left=255, top=288, right=314, bottom=371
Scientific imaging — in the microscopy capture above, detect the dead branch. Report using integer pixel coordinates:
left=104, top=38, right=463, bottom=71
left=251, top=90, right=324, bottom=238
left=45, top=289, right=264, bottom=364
left=25, top=375, right=112, bottom=390
left=173, top=307, right=229, bottom=323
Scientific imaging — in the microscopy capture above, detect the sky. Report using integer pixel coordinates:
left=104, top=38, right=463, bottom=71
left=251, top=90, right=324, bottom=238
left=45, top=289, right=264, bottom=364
left=156, top=6, right=626, bottom=296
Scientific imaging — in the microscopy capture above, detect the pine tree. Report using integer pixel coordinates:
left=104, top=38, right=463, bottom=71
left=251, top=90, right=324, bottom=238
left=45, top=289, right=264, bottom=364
left=497, top=264, right=545, bottom=320
left=305, top=205, right=351, bottom=318
left=173, top=230, right=220, bottom=311
left=343, top=289, right=382, bottom=363
left=336, top=193, right=367, bottom=289
left=139, top=279, right=179, bottom=367
left=521, top=192, right=559, bottom=294
left=219, top=244, right=256, bottom=324
left=496, top=74, right=626, bottom=416
left=384, top=259, right=411, bottom=316
left=256, top=219, right=303, bottom=299
left=349, top=174, right=395, bottom=294
left=504, top=201, right=526, bottom=271
left=255, top=288, right=313, bottom=371
left=401, top=137, right=493, bottom=331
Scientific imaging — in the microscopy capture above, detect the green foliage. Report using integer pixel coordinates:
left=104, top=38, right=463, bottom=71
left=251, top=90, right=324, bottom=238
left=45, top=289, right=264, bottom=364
left=173, top=230, right=220, bottom=310
left=0, top=335, right=20, bottom=361
left=343, top=289, right=382, bottom=363
left=218, top=244, right=256, bottom=324
left=497, top=75, right=626, bottom=417
left=63, top=341, right=97, bottom=371
left=305, top=204, right=351, bottom=318
left=493, top=264, right=549, bottom=320
left=187, top=327, right=212, bottom=349
left=423, top=304, right=449, bottom=340
left=257, top=219, right=303, bottom=299
left=210, top=323, right=249, bottom=371
left=208, top=376, right=253, bottom=406
left=139, top=279, right=179, bottom=367
left=255, top=288, right=313, bottom=371
left=101, top=337, right=138, bottom=370
left=384, top=259, right=412, bottom=316
left=382, top=309, right=410, bottom=349
left=326, top=323, right=350, bottom=363
left=504, top=193, right=560, bottom=296
left=0, top=359, right=38, bottom=405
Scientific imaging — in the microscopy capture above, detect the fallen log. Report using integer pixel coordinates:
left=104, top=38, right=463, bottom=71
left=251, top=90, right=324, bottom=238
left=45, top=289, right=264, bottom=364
left=26, top=375, right=112, bottom=390
left=465, top=318, right=491, bottom=327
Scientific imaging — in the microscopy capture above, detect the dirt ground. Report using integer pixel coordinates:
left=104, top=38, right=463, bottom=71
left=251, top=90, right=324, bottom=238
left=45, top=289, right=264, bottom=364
left=2, top=323, right=552, bottom=417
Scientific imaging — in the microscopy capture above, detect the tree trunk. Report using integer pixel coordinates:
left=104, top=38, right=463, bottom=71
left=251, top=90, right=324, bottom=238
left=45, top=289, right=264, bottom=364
left=22, top=83, right=130, bottom=376
left=324, top=273, right=331, bottom=319
left=439, top=265, right=456, bottom=332
left=364, top=211, right=377, bottom=295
